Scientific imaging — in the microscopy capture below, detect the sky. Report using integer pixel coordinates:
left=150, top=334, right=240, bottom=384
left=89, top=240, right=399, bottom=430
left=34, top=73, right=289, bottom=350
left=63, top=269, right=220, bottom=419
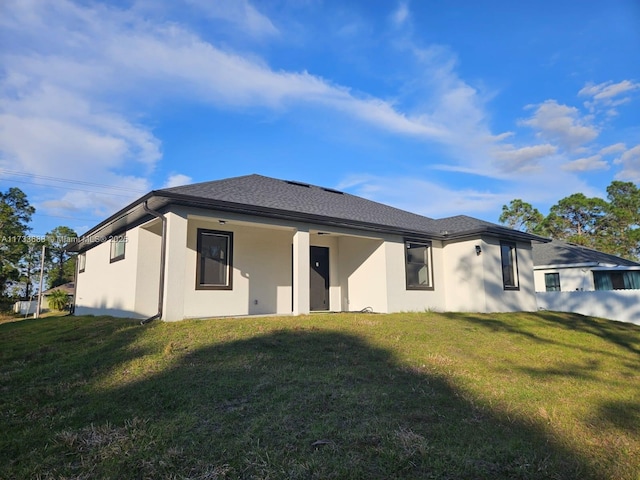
left=1, top=0, right=639, bottom=237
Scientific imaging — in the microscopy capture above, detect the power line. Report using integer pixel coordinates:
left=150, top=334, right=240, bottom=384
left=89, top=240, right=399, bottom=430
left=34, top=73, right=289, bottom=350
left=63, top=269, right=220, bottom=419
left=0, top=169, right=147, bottom=193
left=0, top=177, right=137, bottom=198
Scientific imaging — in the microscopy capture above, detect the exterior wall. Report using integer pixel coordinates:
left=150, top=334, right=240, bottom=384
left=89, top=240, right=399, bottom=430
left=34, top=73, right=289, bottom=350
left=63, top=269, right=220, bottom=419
left=442, top=237, right=537, bottom=313
left=534, top=267, right=594, bottom=292
left=442, top=238, right=486, bottom=312
left=336, top=236, right=388, bottom=312
left=385, top=237, right=446, bottom=313
left=180, top=216, right=294, bottom=319
left=74, top=228, right=140, bottom=318
left=537, top=291, right=640, bottom=325
left=483, top=237, right=537, bottom=312
left=74, top=204, right=540, bottom=320
left=134, top=221, right=162, bottom=317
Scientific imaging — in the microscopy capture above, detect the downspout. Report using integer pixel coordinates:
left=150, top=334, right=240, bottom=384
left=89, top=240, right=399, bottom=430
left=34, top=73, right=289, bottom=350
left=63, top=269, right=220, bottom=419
left=141, top=201, right=167, bottom=325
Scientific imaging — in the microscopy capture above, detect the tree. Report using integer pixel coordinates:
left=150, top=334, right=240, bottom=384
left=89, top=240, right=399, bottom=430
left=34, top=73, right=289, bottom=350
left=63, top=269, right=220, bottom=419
left=498, top=181, right=640, bottom=261
left=544, top=193, right=608, bottom=246
left=47, top=289, right=69, bottom=311
left=19, top=240, right=48, bottom=300
left=45, top=226, right=77, bottom=288
left=498, top=199, right=544, bottom=233
left=598, top=181, right=640, bottom=259
left=0, top=188, right=35, bottom=297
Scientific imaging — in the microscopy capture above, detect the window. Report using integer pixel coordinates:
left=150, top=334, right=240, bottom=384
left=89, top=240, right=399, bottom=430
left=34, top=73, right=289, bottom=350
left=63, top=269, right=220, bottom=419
left=78, top=253, right=86, bottom=273
left=405, top=240, right=433, bottom=290
left=500, top=242, right=519, bottom=290
left=196, top=229, right=233, bottom=290
left=593, top=270, right=640, bottom=290
left=544, top=272, right=560, bottom=291
left=110, top=236, right=126, bottom=263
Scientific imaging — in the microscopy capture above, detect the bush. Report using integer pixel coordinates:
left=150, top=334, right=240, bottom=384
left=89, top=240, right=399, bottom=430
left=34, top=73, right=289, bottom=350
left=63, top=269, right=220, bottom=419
left=48, top=290, right=69, bottom=311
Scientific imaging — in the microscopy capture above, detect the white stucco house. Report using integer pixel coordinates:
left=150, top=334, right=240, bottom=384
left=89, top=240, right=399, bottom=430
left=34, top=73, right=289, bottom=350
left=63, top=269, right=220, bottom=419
left=533, top=240, right=640, bottom=324
left=68, top=174, right=548, bottom=322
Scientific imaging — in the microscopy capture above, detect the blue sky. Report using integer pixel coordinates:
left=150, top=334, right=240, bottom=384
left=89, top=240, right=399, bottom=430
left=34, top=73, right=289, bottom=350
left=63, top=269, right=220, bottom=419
left=1, top=0, right=639, bottom=237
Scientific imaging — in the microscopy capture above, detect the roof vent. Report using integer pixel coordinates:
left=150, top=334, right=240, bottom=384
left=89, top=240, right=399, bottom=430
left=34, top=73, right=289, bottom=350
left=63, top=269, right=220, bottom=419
left=322, top=187, right=344, bottom=195
left=285, top=180, right=311, bottom=188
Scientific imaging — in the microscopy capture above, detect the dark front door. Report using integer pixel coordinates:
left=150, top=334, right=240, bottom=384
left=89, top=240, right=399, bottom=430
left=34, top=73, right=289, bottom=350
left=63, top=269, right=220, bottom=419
left=310, top=246, right=330, bottom=311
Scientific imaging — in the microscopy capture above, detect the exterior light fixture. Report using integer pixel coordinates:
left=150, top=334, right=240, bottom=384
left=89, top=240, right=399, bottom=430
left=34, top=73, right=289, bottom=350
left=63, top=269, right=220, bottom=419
left=475, top=245, right=482, bottom=255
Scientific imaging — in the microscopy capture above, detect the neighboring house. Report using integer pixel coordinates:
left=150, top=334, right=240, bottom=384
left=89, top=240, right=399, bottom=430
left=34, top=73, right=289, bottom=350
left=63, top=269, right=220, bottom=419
left=12, top=282, right=75, bottom=315
left=533, top=240, right=640, bottom=324
left=68, top=174, right=547, bottom=321
left=42, top=282, right=75, bottom=311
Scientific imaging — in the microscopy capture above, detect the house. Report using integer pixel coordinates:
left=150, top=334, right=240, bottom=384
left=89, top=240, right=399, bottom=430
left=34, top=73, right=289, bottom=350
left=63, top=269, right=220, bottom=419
left=42, top=282, right=75, bottom=311
left=533, top=240, right=640, bottom=324
left=68, top=174, right=548, bottom=321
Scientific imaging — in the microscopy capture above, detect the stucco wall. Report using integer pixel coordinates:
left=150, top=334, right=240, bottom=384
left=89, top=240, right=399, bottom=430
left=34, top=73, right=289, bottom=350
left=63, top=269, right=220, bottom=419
left=534, top=267, right=595, bottom=292
left=384, top=237, right=446, bottom=313
left=442, top=237, right=537, bottom=313
left=74, top=228, right=140, bottom=318
left=180, top=217, right=294, bottom=319
left=337, top=236, right=388, bottom=312
left=537, top=290, right=640, bottom=325
left=442, top=238, right=486, bottom=312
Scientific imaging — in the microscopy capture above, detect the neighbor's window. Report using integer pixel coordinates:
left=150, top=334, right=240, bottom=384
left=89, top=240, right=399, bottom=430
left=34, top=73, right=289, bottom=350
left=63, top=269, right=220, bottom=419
left=110, top=236, right=126, bottom=263
left=78, top=253, right=86, bottom=273
left=197, top=229, right=233, bottom=290
left=405, top=240, right=433, bottom=290
left=544, top=272, right=560, bottom=292
left=593, top=270, right=640, bottom=291
left=500, top=242, right=519, bottom=290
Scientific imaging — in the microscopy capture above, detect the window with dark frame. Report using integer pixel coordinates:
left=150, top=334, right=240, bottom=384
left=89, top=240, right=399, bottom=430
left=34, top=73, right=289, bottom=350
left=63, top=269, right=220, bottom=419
left=544, top=272, right=560, bottom=291
left=109, top=237, right=126, bottom=263
left=405, top=240, right=433, bottom=290
left=196, top=229, right=233, bottom=290
left=78, top=253, right=86, bottom=273
left=500, top=242, right=519, bottom=290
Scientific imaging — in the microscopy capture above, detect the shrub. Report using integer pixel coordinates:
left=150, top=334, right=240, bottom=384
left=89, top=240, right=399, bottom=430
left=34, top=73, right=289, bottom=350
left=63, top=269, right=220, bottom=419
left=47, top=289, right=69, bottom=311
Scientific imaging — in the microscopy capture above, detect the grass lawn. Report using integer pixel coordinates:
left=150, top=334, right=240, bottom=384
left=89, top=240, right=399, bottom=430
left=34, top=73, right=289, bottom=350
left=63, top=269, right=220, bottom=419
left=1, top=311, right=639, bottom=479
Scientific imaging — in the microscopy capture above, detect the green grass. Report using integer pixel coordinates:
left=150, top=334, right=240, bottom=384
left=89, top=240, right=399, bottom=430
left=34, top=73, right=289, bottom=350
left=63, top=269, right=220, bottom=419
left=1, top=311, right=639, bottom=479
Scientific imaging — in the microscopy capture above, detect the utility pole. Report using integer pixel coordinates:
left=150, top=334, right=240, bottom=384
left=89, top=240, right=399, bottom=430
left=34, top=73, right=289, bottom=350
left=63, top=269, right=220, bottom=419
left=35, top=244, right=46, bottom=318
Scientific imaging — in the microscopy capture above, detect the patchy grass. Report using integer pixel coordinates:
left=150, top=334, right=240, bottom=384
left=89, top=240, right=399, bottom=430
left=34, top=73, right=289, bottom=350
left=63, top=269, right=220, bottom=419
left=0, top=311, right=638, bottom=479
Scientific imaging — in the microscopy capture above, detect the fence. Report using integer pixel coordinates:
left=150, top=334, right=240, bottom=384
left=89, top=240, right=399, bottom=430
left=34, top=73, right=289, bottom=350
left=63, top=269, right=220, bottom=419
left=536, top=290, right=640, bottom=325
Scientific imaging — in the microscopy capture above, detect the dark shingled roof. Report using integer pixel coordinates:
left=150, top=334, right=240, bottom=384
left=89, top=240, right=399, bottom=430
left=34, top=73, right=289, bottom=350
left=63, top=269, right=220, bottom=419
left=532, top=239, right=640, bottom=267
left=68, top=174, right=547, bottom=252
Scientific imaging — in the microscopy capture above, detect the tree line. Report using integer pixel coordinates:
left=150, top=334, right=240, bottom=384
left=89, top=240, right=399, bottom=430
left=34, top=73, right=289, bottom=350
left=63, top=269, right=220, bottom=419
left=499, top=180, right=640, bottom=261
left=1, top=187, right=77, bottom=307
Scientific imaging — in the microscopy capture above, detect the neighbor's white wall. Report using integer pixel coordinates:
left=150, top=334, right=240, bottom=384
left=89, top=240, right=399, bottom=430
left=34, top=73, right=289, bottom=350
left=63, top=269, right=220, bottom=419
left=534, top=267, right=594, bottom=292
left=74, top=228, right=140, bottom=318
left=537, top=290, right=640, bottom=325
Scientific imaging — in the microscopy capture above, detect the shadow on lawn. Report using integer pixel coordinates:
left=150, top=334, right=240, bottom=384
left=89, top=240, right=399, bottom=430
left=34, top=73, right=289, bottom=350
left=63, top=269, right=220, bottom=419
left=28, top=326, right=619, bottom=480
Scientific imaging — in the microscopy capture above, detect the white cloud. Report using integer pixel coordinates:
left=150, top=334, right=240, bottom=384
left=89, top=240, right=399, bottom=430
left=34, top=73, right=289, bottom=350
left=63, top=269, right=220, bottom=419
left=561, top=155, right=609, bottom=172
left=337, top=174, right=508, bottom=219
left=578, top=80, right=640, bottom=114
left=493, top=144, right=557, bottom=173
left=614, top=144, right=640, bottom=182
left=163, top=173, right=193, bottom=188
left=579, top=80, right=640, bottom=101
left=519, top=100, right=598, bottom=152
left=180, top=0, right=278, bottom=37
left=391, top=2, right=410, bottom=27
left=599, top=143, right=626, bottom=156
